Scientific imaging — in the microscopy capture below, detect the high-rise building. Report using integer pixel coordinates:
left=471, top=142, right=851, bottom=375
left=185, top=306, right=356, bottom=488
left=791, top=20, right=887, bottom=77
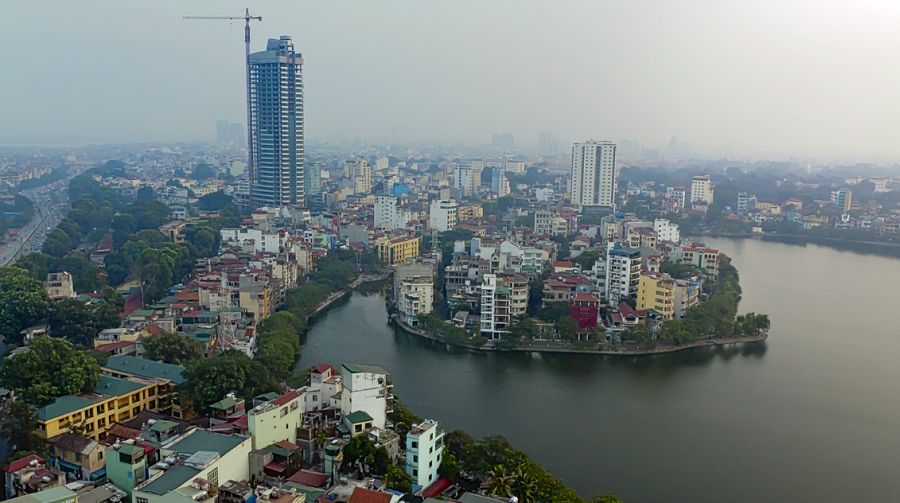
left=452, top=164, right=478, bottom=197
left=304, top=162, right=322, bottom=199
left=831, top=188, right=852, bottom=212
left=604, top=242, right=642, bottom=305
left=571, top=141, right=618, bottom=208
left=736, top=192, right=750, bottom=214
left=249, top=36, right=304, bottom=208
left=374, top=196, right=410, bottom=231
left=216, top=120, right=230, bottom=143
left=429, top=200, right=458, bottom=232
left=690, top=175, right=714, bottom=205
left=491, top=132, right=514, bottom=148
left=491, top=167, right=509, bottom=197
left=345, top=158, right=372, bottom=194
left=538, top=132, right=559, bottom=155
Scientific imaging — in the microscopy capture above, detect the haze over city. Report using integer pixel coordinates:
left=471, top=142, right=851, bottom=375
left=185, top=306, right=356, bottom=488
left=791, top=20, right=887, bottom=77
left=3, top=0, right=900, bottom=161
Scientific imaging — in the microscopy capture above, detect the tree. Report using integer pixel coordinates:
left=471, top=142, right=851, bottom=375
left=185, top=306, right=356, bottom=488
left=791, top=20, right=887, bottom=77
left=555, top=316, right=578, bottom=341
left=384, top=465, right=413, bottom=493
left=537, top=302, right=570, bottom=322
left=0, top=337, right=100, bottom=404
left=438, top=452, right=461, bottom=480
left=48, top=299, right=101, bottom=347
left=42, top=228, right=72, bottom=257
left=484, top=464, right=514, bottom=497
left=142, top=332, right=205, bottom=364
left=136, top=186, right=155, bottom=201
left=1, top=401, right=46, bottom=458
left=180, top=350, right=277, bottom=413
left=340, top=435, right=378, bottom=476
left=191, top=163, right=217, bottom=180
left=0, top=266, right=52, bottom=347
left=197, top=190, right=233, bottom=211
left=512, top=318, right=540, bottom=341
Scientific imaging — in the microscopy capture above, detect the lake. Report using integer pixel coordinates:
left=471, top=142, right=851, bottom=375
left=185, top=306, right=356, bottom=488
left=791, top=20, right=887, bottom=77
left=298, top=238, right=900, bottom=502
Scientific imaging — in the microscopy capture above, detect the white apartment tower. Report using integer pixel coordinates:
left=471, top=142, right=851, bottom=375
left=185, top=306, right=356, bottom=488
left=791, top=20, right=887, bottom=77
left=452, top=164, right=479, bottom=197
left=429, top=200, right=458, bottom=232
left=374, top=196, right=410, bottom=231
left=691, top=175, right=714, bottom=204
left=346, top=158, right=372, bottom=194
left=571, top=141, right=618, bottom=208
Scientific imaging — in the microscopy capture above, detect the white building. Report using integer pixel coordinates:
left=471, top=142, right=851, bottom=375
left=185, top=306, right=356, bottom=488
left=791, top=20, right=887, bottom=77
left=405, top=419, right=445, bottom=490
left=690, top=175, right=714, bottom=204
left=534, top=209, right=554, bottom=235
left=666, top=187, right=686, bottom=209
left=374, top=196, right=410, bottom=231
left=571, top=140, right=618, bottom=208
left=452, top=164, right=479, bottom=197
left=220, top=228, right=282, bottom=254
left=535, top=187, right=554, bottom=201
left=375, top=156, right=389, bottom=171
left=340, top=363, right=392, bottom=429
left=346, top=158, right=372, bottom=194
left=398, top=276, right=434, bottom=326
left=429, top=200, right=458, bottom=232
left=605, top=243, right=642, bottom=304
left=503, top=159, right=526, bottom=175
left=653, top=218, right=681, bottom=244
left=247, top=389, right=305, bottom=450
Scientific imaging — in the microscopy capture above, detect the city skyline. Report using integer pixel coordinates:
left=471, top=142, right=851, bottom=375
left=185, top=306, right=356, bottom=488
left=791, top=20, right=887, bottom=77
left=3, top=1, right=900, bottom=163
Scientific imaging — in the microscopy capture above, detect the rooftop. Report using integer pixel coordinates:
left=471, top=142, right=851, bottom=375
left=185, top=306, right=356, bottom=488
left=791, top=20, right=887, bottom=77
left=35, top=395, right=98, bottom=421
left=345, top=410, right=374, bottom=424
left=167, top=429, right=246, bottom=457
left=342, top=363, right=388, bottom=375
left=138, top=464, right=199, bottom=496
left=104, top=355, right=185, bottom=385
left=95, top=374, right=146, bottom=397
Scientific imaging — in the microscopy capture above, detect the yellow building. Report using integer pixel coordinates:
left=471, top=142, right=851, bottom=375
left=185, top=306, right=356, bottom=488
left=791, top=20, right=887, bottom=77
left=35, top=375, right=169, bottom=441
left=457, top=204, right=483, bottom=222
left=376, top=235, right=421, bottom=266
left=636, top=273, right=675, bottom=320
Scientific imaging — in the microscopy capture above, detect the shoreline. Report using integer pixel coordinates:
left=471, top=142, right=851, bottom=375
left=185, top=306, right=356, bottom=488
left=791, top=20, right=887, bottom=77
left=391, top=316, right=768, bottom=356
left=305, top=272, right=389, bottom=321
left=700, top=232, right=900, bottom=257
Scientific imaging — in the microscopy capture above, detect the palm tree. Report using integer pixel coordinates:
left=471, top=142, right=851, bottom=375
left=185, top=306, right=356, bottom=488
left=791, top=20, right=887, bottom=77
left=512, top=464, right=537, bottom=503
left=483, top=464, right=514, bottom=497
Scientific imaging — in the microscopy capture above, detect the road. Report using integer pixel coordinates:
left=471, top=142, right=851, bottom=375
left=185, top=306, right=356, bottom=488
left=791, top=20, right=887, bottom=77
left=0, top=177, right=72, bottom=266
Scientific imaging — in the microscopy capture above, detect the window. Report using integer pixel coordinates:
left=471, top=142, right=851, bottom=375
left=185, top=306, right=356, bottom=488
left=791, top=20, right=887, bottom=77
left=411, top=441, right=418, bottom=449
left=136, top=497, right=148, bottom=503
left=413, top=455, right=418, bottom=462
left=280, top=407, right=288, bottom=417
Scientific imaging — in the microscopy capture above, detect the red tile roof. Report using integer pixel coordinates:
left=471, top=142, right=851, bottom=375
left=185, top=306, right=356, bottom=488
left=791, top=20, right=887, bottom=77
left=348, top=487, right=392, bottom=503
left=95, top=341, right=136, bottom=353
left=312, top=363, right=333, bottom=374
left=287, top=468, right=330, bottom=488
left=271, top=390, right=301, bottom=406
left=3, top=454, right=44, bottom=473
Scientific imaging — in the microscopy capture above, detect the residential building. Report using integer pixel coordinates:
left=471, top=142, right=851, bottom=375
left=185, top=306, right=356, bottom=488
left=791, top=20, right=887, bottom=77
left=2, top=455, right=66, bottom=500
left=736, top=192, right=751, bottom=214
left=247, top=389, right=304, bottom=450
left=340, top=364, right=392, bottom=429
left=304, top=162, right=323, bottom=199
left=398, top=276, right=434, bottom=326
left=453, top=164, right=479, bottom=197
left=346, top=158, right=372, bottom=194
left=831, top=188, right=852, bottom=212
left=690, top=175, right=714, bottom=204
left=249, top=36, right=304, bottom=208
left=375, top=234, right=421, bottom=266
left=673, top=278, right=702, bottom=319
left=405, top=419, right=445, bottom=490
left=605, top=243, right=642, bottom=305
left=570, top=292, right=600, bottom=331
left=534, top=210, right=553, bottom=235
left=132, top=429, right=251, bottom=503
left=374, top=196, right=410, bottom=231
left=393, top=261, right=434, bottom=301
left=636, top=273, right=676, bottom=320
left=44, top=272, right=75, bottom=301
left=47, top=433, right=105, bottom=481
left=429, top=200, right=458, bottom=232
left=238, top=272, right=274, bottom=321
left=653, top=219, right=681, bottom=244
left=106, top=443, right=148, bottom=499
left=457, top=204, right=483, bottom=222
left=480, top=274, right=510, bottom=339
left=571, top=140, right=618, bottom=208
left=671, top=245, right=720, bottom=275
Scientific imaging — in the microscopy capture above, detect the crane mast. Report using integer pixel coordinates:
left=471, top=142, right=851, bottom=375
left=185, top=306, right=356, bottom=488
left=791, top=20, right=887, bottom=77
left=183, top=8, right=262, bottom=208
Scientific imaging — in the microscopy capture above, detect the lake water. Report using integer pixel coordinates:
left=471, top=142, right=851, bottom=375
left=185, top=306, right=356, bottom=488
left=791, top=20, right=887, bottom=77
left=298, top=238, right=900, bottom=502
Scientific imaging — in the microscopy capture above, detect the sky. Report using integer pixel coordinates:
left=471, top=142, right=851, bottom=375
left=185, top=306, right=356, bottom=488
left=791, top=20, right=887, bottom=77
left=2, top=0, right=900, bottom=161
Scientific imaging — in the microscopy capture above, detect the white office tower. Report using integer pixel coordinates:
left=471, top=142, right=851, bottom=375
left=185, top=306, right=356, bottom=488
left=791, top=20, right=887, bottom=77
left=453, top=164, right=478, bottom=197
left=691, top=175, right=714, bottom=204
left=429, top=199, right=458, bottom=232
left=491, top=167, right=510, bottom=197
left=374, top=196, right=410, bottom=231
left=571, top=141, right=618, bottom=208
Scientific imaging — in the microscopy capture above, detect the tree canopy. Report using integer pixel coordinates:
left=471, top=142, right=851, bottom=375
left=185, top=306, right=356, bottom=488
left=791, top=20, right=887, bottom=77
left=0, top=337, right=100, bottom=404
left=0, top=266, right=52, bottom=347
left=141, top=331, right=205, bottom=364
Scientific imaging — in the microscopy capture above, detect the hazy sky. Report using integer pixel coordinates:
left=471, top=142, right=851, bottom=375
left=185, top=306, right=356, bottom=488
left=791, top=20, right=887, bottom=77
left=3, top=1, right=900, bottom=160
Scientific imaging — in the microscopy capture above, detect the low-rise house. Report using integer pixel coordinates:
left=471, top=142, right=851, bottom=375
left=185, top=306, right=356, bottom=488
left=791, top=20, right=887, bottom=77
left=47, top=433, right=106, bottom=481
left=45, top=272, right=75, bottom=301
left=2, top=455, right=66, bottom=499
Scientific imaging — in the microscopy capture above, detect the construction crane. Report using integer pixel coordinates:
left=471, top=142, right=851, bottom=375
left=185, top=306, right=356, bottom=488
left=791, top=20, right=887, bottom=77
left=183, top=8, right=262, bottom=207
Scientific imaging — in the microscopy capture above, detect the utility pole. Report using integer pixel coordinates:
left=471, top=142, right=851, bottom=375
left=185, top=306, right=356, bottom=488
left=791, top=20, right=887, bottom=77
left=184, top=8, right=262, bottom=208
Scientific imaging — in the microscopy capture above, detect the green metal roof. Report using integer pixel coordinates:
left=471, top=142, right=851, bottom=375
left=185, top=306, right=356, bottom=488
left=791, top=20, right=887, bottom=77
left=35, top=395, right=98, bottom=421
left=345, top=410, right=373, bottom=424
left=6, top=487, right=78, bottom=502
left=210, top=396, right=238, bottom=411
left=138, top=464, right=198, bottom=495
left=128, top=309, right=154, bottom=317
left=104, top=356, right=185, bottom=385
left=168, top=429, right=246, bottom=457
left=95, top=375, right=144, bottom=397
left=117, top=443, right=143, bottom=457
left=342, top=363, right=388, bottom=374
left=150, top=420, right=179, bottom=433
left=282, top=483, right=325, bottom=502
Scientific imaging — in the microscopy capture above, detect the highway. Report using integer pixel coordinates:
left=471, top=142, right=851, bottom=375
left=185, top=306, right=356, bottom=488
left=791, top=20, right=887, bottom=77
left=0, top=178, right=72, bottom=266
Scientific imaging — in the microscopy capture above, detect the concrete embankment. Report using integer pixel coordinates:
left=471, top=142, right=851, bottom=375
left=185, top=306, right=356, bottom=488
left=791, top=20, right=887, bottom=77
left=392, top=317, right=768, bottom=356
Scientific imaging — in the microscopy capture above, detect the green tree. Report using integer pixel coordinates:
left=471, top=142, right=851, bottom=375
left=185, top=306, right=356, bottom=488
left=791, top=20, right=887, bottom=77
left=555, top=316, right=578, bottom=341
left=180, top=350, right=277, bottom=413
left=0, top=266, right=52, bottom=347
left=48, top=299, right=101, bottom=347
left=340, top=435, right=379, bottom=476
left=1, top=401, right=47, bottom=458
left=0, top=337, right=100, bottom=404
left=191, top=163, right=217, bottom=180
left=142, top=332, right=205, bottom=364
left=512, top=318, right=540, bottom=341
left=42, top=228, right=72, bottom=257
left=136, top=186, right=155, bottom=201
left=438, top=452, right=461, bottom=480
left=384, top=465, right=413, bottom=492
left=197, top=190, right=233, bottom=211
left=484, top=464, right=514, bottom=497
